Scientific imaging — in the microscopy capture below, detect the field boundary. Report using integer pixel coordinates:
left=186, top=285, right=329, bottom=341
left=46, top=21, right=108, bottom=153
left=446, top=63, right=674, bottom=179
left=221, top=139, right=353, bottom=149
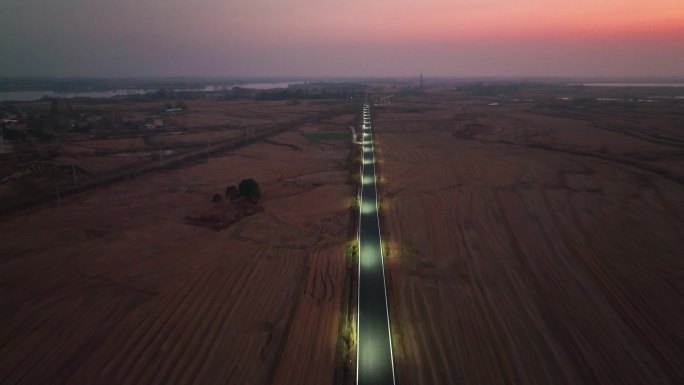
left=0, top=105, right=356, bottom=218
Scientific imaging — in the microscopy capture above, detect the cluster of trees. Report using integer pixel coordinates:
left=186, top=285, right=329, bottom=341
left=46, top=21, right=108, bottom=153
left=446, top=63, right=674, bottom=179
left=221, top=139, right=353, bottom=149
left=1, top=101, right=58, bottom=141
left=254, top=88, right=361, bottom=101
left=212, top=178, right=261, bottom=204
left=454, top=83, right=523, bottom=96
left=2, top=99, right=99, bottom=138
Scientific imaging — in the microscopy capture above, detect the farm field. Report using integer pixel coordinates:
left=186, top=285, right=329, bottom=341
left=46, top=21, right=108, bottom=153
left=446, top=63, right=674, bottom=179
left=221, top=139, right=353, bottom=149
left=177, top=100, right=334, bottom=128
left=373, top=87, right=684, bottom=385
left=303, top=132, right=350, bottom=141
left=0, top=112, right=356, bottom=385
left=0, top=98, right=341, bottom=213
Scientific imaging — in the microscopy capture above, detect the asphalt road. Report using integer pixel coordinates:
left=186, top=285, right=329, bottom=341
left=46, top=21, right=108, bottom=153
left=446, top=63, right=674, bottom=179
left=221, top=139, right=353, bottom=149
left=357, top=104, right=395, bottom=385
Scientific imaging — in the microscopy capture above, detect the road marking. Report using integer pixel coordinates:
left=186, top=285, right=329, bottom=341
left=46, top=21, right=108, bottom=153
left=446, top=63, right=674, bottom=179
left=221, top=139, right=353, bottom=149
left=356, top=104, right=396, bottom=385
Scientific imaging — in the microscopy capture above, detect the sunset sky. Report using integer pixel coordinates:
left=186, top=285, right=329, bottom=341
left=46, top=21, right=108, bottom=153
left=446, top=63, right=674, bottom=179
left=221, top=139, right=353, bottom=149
left=1, top=0, right=683, bottom=77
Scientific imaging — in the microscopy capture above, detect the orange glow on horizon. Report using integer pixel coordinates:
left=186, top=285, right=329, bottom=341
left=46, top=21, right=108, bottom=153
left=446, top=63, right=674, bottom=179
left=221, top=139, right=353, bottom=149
left=2, top=0, right=682, bottom=76
left=252, top=1, right=684, bottom=45
left=403, top=15, right=684, bottom=43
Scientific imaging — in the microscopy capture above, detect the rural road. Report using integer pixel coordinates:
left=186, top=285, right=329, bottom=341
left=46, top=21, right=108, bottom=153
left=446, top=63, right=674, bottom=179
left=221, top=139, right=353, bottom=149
left=357, top=104, right=396, bottom=385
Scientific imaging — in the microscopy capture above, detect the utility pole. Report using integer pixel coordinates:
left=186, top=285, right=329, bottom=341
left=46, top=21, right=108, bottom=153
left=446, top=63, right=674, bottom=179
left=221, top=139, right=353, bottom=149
left=419, top=73, right=424, bottom=92
left=207, top=136, right=212, bottom=162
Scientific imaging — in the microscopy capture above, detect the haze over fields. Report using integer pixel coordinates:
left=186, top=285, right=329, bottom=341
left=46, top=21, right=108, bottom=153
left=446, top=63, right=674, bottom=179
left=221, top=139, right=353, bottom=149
left=1, top=0, right=684, bottom=384
left=1, top=0, right=683, bottom=77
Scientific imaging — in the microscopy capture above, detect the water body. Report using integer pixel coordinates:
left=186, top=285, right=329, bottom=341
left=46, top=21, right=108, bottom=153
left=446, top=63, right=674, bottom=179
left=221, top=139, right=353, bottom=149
left=0, top=82, right=304, bottom=102
left=583, top=82, right=684, bottom=87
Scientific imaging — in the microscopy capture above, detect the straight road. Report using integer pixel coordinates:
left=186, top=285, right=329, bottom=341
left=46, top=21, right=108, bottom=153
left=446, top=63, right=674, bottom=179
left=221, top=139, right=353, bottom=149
left=357, top=104, right=395, bottom=385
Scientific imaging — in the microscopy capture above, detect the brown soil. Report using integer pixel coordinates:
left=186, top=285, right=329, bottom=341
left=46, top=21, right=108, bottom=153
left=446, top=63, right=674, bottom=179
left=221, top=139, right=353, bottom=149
left=375, top=93, right=684, bottom=385
left=150, top=130, right=242, bottom=148
left=164, top=100, right=333, bottom=129
left=0, top=125, right=354, bottom=384
left=185, top=199, right=264, bottom=231
left=0, top=99, right=337, bottom=210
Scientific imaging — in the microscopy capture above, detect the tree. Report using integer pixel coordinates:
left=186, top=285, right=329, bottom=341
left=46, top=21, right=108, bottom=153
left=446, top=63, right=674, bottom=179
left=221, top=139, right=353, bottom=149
left=49, top=99, right=60, bottom=116
left=238, top=178, right=261, bottom=201
left=211, top=193, right=223, bottom=204
left=225, top=185, right=239, bottom=200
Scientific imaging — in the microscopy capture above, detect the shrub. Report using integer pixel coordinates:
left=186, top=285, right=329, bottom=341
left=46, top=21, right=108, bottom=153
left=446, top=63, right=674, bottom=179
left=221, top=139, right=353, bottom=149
left=225, top=185, right=239, bottom=200
left=238, top=178, right=261, bottom=201
left=211, top=193, right=223, bottom=204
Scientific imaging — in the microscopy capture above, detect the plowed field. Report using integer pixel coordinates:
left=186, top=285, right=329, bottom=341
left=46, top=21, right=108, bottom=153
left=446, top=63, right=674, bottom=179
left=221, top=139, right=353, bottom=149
left=374, top=94, right=684, bottom=385
left=0, top=125, right=354, bottom=384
